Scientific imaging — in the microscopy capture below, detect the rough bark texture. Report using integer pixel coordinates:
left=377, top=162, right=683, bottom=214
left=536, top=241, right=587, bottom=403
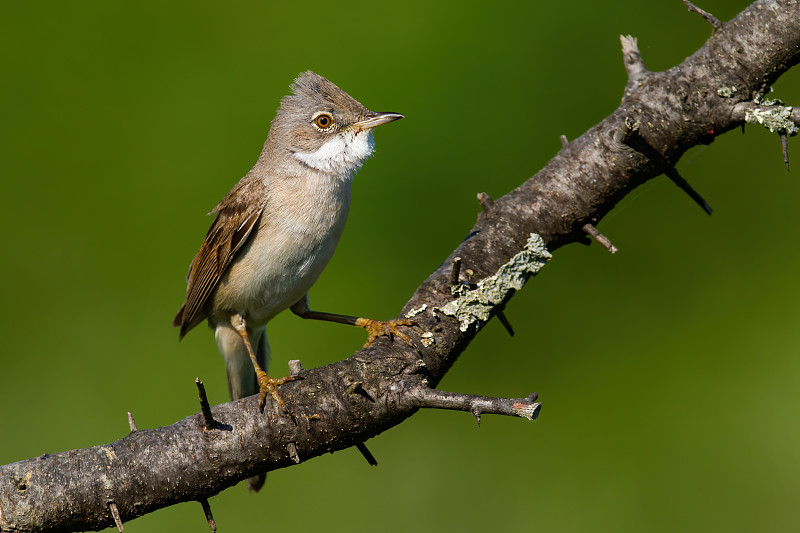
left=2, top=1, right=799, bottom=531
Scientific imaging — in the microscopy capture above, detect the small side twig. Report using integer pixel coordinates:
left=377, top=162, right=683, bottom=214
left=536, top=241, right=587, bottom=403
left=583, top=223, right=619, bottom=254
left=411, top=387, right=540, bottom=422
left=681, top=0, right=722, bottom=30
left=109, top=502, right=123, bottom=532
left=199, top=499, right=217, bottom=532
left=560, top=134, right=569, bottom=148
left=355, top=442, right=378, bottom=466
left=127, top=412, right=138, bottom=432
left=195, top=378, right=215, bottom=430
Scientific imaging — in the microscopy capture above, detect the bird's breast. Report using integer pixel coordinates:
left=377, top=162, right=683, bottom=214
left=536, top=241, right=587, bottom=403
left=210, top=175, right=352, bottom=325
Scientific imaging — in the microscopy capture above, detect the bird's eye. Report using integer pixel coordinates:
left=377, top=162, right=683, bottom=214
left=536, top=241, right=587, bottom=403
left=313, top=113, right=334, bottom=130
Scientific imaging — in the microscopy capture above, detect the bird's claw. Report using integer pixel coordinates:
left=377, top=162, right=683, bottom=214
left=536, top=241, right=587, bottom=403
left=256, top=369, right=302, bottom=414
left=355, top=317, right=418, bottom=348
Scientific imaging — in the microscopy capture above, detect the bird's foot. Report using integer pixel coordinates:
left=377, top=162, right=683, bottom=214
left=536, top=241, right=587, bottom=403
left=355, top=317, right=418, bottom=348
left=256, top=370, right=302, bottom=414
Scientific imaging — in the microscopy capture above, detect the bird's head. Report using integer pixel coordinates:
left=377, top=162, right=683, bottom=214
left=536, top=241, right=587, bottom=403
left=269, top=71, right=403, bottom=177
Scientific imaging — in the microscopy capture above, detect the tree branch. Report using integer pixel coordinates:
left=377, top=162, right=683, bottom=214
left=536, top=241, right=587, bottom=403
left=2, top=1, right=799, bottom=531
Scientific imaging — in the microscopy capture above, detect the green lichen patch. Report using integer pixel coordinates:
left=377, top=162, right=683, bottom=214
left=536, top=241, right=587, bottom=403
left=439, top=233, right=551, bottom=332
left=746, top=105, right=797, bottom=135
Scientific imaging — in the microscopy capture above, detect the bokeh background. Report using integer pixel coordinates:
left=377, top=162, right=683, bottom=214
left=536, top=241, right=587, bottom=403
left=2, top=1, right=799, bottom=531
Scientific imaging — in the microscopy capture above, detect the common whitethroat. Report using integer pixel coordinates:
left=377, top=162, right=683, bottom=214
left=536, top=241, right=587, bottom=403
left=173, top=71, right=414, bottom=461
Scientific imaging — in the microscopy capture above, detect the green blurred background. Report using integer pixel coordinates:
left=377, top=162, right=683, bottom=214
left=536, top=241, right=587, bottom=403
left=2, top=1, right=799, bottom=531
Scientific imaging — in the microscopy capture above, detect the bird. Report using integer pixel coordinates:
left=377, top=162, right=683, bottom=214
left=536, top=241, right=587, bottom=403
left=173, top=71, right=414, bottom=489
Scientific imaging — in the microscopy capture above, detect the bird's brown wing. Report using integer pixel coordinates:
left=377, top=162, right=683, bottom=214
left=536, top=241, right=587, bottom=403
left=173, top=176, right=266, bottom=338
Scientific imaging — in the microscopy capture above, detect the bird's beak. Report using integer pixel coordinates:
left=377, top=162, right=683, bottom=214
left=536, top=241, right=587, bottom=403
left=352, top=111, right=404, bottom=131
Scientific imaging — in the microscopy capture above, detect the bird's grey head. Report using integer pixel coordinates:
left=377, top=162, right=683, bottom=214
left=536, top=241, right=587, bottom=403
left=268, top=71, right=403, bottom=177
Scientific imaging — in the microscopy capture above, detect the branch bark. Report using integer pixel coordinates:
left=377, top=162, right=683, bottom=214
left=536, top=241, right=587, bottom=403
left=2, top=1, right=799, bottom=531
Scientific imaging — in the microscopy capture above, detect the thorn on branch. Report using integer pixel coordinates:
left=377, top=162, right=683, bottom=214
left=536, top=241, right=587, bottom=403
left=560, top=134, right=569, bottom=148
left=346, top=380, right=375, bottom=402
left=619, top=121, right=712, bottom=215
left=355, top=442, right=378, bottom=466
left=583, top=224, right=619, bottom=254
left=200, top=499, right=217, bottom=532
left=681, top=0, right=722, bottom=30
left=471, top=406, right=482, bottom=427
left=665, top=167, right=713, bottom=215
left=109, top=502, right=124, bottom=532
left=477, top=192, right=494, bottom=212
left=127, top=412, right=138, bottom=432
left=620, top=35, right=647, bottom=83
left=195, top=378, right=215, bottom=430
left=780, top=131, right=790, bottom=172
left=450, top=256, right=462, bottom=287
left=287, top=442, right=301, bottom=464
left=495, top=309, right=515, bottom=337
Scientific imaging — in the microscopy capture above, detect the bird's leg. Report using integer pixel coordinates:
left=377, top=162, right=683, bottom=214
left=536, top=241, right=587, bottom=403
left=230, top=314, right=300, bottom=413
left=290, top=295, right=417, bottom=349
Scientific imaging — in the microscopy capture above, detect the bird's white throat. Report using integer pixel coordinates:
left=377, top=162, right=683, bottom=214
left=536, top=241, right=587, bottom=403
left=294, top=130, right=375, bottom=176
